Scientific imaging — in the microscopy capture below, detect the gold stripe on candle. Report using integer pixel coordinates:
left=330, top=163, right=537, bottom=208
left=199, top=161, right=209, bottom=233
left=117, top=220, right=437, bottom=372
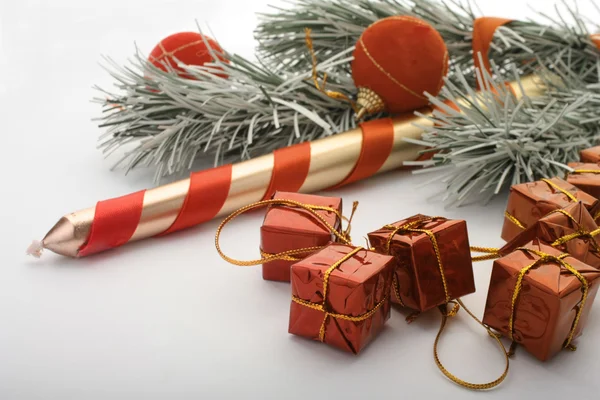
left=300, top=127, right=363, bottom=193
left=218, top=153, right=275, bottom=217
left=129, top=179, right=190, bottom=241
left=380, top=113, right=432, bottom=173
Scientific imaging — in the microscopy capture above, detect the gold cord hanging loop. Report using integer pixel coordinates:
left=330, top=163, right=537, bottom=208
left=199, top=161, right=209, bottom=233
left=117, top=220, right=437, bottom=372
left=470, top=246, right=502, bottom=262
left=215, top=198, right=354, bottom=267
left=433, top=299, right=510, bottom=390
left=305, top=28, right=358, bottom=112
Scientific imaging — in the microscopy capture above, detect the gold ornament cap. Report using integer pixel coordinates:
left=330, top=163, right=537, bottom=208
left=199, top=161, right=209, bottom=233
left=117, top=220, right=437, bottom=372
left=355, top=87, right=385, bottom=120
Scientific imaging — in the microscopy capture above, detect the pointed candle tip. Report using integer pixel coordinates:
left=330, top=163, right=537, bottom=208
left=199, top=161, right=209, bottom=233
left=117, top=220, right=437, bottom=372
left=26, top=240, right=44, bottom=258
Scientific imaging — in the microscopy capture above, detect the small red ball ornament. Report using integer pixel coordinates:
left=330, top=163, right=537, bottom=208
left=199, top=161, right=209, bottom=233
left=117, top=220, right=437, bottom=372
left=148, top=32, right=228, bottom=78
left=352, top=16, right=448, bottom=119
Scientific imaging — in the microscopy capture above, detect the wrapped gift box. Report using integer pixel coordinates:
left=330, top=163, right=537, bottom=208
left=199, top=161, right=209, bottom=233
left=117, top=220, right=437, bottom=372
left=566, top=162, right=600, bottom=202
left=367, top=215, right=475, bottom=312
left=483, top=240, right=600, bottom=361
left=580, top=145, right=600, bottom=163
left=500, top=202, right=600, bottom=269
left=260, top=191, right=343, bottom=282
left=289, top=244, right=395, bottom=354
left=501, top=177, right=598, bottom=242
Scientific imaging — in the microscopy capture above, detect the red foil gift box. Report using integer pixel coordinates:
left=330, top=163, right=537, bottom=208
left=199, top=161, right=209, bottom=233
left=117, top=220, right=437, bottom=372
left=367, top=215, right=475, bottom=312
left=260, top=191, right=343, bottom=282
left=501, top=177, right=599, bottom=242
left=500, top=202, right=600, bottom=269
left=580, top=145, right=600, bottom=163
left=289, top=244, right=395, bottom=354
left=566, top=162, right=600, bottom=202
left=483, top=240, right=600, bottom=361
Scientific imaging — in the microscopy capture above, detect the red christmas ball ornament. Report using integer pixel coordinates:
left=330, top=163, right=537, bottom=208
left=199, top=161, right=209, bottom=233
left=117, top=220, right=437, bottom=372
left=352, top=16, right=448, bottom=119
left=148, top=32, right=228, bottom=78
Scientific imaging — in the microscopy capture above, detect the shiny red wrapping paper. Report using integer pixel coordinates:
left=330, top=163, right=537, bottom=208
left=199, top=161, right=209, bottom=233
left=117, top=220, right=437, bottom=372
left=367, top=215, right=475, bottom=312
left=289, top=244, right=395, bottom=354
left=580, top=146, right=600, bottom=163
left=260, top=192, right=342, bottom=282
left=501, top=177, right=599, bottom=242
left=483, top=240, right=600, bottom=361
left=566, top=162, right=600, bottom=201
left=500, top=202, right=600, bottom=269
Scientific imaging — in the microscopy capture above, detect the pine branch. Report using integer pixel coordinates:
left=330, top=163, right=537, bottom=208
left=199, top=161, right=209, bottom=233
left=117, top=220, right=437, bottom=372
left=97, top=0, right=600, bottom=181
left=256, top=0, right=600, bottom=86
left=95, top=46, right=361, bottom=181
left=405, top=64, right=600, bottom=206
left=256, top=0, right=477, bottom=83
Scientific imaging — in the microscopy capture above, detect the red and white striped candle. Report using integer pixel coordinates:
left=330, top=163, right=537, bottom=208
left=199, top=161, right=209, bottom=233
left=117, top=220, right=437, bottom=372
left=32, top=113, right=428, bottom=257
left=31, top=73, right=540, bottom=259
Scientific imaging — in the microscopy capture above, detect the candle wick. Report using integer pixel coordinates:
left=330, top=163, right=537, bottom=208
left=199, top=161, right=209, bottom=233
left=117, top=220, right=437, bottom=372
left=26, top=240, right=44, bottom=258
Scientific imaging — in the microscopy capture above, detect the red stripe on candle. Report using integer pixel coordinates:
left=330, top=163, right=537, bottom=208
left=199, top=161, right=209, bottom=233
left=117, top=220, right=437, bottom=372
left=332, top=118, right=395, bottom=188
left=78, top=190, right=146, bottom=256
left=161, top=164, right=233, bottom=234
left=262, top=142, right=311, bottom=199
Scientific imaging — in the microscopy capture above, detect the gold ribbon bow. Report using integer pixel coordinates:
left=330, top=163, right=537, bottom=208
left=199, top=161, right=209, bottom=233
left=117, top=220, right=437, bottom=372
left=547, top=209, right=600, bottom=252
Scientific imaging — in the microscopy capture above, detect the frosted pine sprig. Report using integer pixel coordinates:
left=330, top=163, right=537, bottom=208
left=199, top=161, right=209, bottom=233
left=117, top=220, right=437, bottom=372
left=256, top=0, right=478, bottom=83
left=96, top=0, right=600, bottom=181
left=256, top=0, right=600, bottom=86
left=405, top=64, right=600, bottom=206
left=95, top=41, right=358, bottom=181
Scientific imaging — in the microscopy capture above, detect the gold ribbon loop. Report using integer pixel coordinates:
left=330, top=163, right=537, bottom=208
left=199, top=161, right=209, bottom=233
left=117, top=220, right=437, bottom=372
left=305, top=28, right=358, bottom=112
left=434, top=299, right=510, bottom=390
left=571, top=169, right=600, bottom=174
left=541, top=178, right=578, bottom=203
left=510, top=248, right=590, bottom=351
left=504, top=211, right=525, bottom=230
left=215, top=198, right=354, bottom=267
left=471, top=246, right=502, bottom=262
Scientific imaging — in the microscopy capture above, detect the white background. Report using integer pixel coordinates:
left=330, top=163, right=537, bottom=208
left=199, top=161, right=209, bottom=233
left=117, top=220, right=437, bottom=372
left=1, top=0, right=599, bottom=399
